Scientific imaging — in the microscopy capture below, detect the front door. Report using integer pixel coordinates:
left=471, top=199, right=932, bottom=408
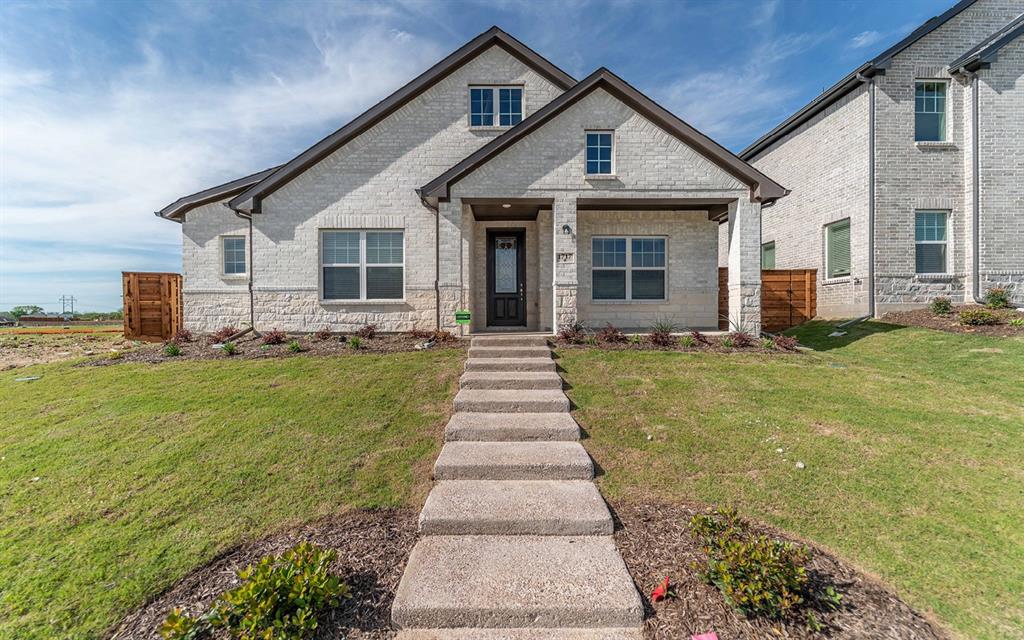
left=486, top=229, right=526, bottom=326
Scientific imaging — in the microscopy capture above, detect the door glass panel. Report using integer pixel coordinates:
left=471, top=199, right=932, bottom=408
left=495, top=237, right=517, bottom=293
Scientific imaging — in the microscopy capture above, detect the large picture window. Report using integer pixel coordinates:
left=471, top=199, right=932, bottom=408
left=592, top=236, right=666, bottom=301
left=825, top=219, right=851, bottom=279
left=469, top=86, right=522, bottom=127
left=322, top=230, right=404, bottom=300
left=915, top=211, right=948, bottom=274
left=915, top=81, right=946, bottom=142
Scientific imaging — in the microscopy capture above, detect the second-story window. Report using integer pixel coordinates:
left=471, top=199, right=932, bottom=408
left=585, top=131, right=614, bottom=175
left=915, top=81, right=946, bottom=142
left=470, top=86, right=522, bottom=127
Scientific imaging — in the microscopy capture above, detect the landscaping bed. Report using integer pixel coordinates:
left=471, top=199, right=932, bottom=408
left=554, top=322, right=800, bottom=354
left=113, top=509, right=418, bottom=639
left=882, top=304, right=1023, bottom=338
left=615, top=501, right=946, bottom=639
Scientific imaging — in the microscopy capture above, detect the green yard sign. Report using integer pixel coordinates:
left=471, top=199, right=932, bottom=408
left=455, top=310, right=471, bottom=325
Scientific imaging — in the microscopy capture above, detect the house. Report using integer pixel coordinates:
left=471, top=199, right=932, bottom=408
left=157, top=27, right=787, bottom=335
left=736, top=0, right=1023, bottom=317
left=0, top=314, right=15, bottom=327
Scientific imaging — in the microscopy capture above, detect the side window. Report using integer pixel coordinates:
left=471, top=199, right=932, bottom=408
left=915, top=81, right=946, bottom=142
left=915, top=211, right=948, bottom=273
left=761, top=241, right=776, bottom=269
left=825, top=219, right=851, bottom=279
left=585, top=131, right=613, bottom=175
left=222, top=236, right=246, bottom=275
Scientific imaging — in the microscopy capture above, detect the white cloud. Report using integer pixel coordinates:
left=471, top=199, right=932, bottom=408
left=850, top=30, right=883, bottom=49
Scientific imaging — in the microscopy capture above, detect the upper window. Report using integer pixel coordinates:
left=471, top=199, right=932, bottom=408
left=222, top=236, right=246, bottom=275
left=915, top=211, right=948, bottom=273
left=761, top=241, right=776, bottom=269
left=322, top=230, right=404, bottom=300
left=469, top=86, right=522, bottom=127
left=592, top=236, right=666, bottom=301
left=915, top=81, right=946, bottom=142
left=585, top=131, right=614, bottom=175
left=825, top=219, right=851, bottom=279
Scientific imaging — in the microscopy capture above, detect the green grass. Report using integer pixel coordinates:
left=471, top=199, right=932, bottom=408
left=0, top=350, right=463, bottom=639
left=558, top=322, right=1024, bottom=639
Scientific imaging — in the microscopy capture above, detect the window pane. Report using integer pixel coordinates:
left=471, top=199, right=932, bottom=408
left=593, top=270, right=626, bottom=299
left=585, top=132, right=612, bottom=174
left=916, top=244, right=946, bottom=273
left=592, top=238, right=626, bottom=268
left=366, top=231, right=403, bottom=264
left=915, top=82, right=946, bottom=142
left=761, top=242, right=776, bottom=269
left=223, top=237, right=246, bottom=274
left=826, top=221, right=851, bottom=278
left=631, top=238, right=665, bottom=267
left=470, top=88, right=493, bottom=126
left=915, top=211, right=946, bottom=241
left=366, top=266, right=403, bottom=299
left=631, top=271, right=665, bottom=300
left=323, top=231, right=359, bottom=264
left=499, top=88, right=522, bottom=126
left=323, top=266, right=359, bottom=299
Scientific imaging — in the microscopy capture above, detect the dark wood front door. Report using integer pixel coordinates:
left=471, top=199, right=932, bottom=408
left=486, top=229, right=526, bottom=326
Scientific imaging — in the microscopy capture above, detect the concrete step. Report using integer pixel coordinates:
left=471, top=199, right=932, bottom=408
left=419, top=481, right=612, bottom=535
left=391, top=535, right=644, bottom=629
left=465, top=358, right=556, bottom=373
left=460, top=372, right=562, bottom=391
left=454, top=390, right=569, bottom=413
left=467, top=346, right=551, bottom=359
left=445, top=413, right=580, bottom=442
left=434, top=442, right=593, bottom=480
left=470, top=335, right=550, bottom=348
left=396, top=628, right=644, bottom=639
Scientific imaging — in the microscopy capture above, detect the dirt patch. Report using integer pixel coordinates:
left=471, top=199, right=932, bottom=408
left=612, top=501, right=947, bottom=640
left=882, top=305, right=1023, bottom=338
left=111, top=509, right=418, bottom=640
left=0, top=329, right=132, bottom=369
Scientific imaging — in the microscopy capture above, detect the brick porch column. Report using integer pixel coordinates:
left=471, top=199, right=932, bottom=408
left=727, top=198, right=762, bottom=334
left=438, top=198, right=464, bottom=333
left=552, top=198, right=578, bottom=331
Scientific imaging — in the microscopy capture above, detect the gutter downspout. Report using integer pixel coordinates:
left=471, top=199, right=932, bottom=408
left=857, top=72, right=877, bottom=318
left=226, top=199, right=260, bottom=334
left=965, top=69, right=985, bottom=304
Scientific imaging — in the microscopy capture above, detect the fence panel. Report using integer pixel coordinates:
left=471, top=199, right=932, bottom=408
left=123, top=272, right=182, bottom=341
left=717, top=268, right=817, bottom=332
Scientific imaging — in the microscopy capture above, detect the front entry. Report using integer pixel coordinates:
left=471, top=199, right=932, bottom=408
left=486, top=229, right=527, bottom=327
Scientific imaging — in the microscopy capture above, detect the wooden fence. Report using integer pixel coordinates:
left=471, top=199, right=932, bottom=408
left=123, top=272, right=182, bottom=342
left=718, top=268, right=817, bottom=332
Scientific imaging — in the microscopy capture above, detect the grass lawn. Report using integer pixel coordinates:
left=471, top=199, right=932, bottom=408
left=0, top=349, right=463, bottom=639
left=559, top=321, right=1024, bottom=639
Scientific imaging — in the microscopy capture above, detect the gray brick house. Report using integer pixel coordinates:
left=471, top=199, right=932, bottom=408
left=737, top=0, right=1023, bottom=317
left=158, top=28, right=785, bottom=335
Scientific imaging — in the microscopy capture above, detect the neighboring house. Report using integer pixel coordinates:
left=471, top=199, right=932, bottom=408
left=735, top=0, right=1024, bottom=317
left=0, top=314, right=15, bottom=327
left=157, top=28, right=786, bottom=334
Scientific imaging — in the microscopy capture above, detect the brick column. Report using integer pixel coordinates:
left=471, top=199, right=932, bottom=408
left=438, top=199, right=464, bottom=333
left=552, top=198, right=578, bottom=331
left=727, top=198, right=762, bottom=334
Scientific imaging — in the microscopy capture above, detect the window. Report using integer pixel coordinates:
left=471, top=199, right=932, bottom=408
left=915, top=211, right=948, bottom=273
left=469, top=86, right=521, bottom=127
left=592, top=236, right=666, bottom=300
left=825, top=219, right=851, bottom=279
left=322, top=230, right=404, bottom=300
left=585, top=131, right=613, bottom=175
left=222, top=236, right=246, bottom=275
left=761, top=241, right=776, bottom=269
left=915, top=81, right=946, bottom=142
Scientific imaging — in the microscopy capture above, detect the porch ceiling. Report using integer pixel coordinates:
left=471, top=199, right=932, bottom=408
left=576, top=197, right=731, bottom=221
left=465, top=197, right=554, bottom=221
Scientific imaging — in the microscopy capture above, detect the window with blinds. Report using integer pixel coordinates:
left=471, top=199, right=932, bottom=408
left=915, top=211, right=948, bottom=274
left=825, top=219, right=850, bottom=279
left=322, top=230, right=404, bottom=300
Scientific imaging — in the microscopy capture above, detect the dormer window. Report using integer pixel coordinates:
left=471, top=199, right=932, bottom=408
left=470, top=86, right=522, bottom=127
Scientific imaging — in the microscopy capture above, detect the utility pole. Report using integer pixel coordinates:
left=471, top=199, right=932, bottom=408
left=59, top=295, right=76, bottom=315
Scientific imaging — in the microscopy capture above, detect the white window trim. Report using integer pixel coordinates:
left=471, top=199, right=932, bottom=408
left=584, top=129, right=616, bottom=177
left=591, top=235, right=667, bottom=302
left=220, top=235, right=247, bottom=278
left=320, top=229, right=406, bottom=303
left=468, top=85, right=523, bottom=128
left=915, top=210, right=951, bottom=275
left=823, top=218, right=851, bottom=281
left=914, top=79, right=949, bottom=143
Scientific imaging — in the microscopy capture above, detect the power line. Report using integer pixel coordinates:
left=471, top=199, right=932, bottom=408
left=59, top=295, right=77, bottom=315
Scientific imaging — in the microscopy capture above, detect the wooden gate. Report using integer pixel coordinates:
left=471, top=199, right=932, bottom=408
left=718, top=268, right=817, bottom=332
left=123, top=272, right=182, bottom=341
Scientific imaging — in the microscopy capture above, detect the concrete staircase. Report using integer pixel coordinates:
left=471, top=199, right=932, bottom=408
left=392, top=335, right=644, bottom=639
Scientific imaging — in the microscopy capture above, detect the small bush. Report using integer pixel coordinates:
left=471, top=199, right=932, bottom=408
left=209, top=325, right=240, bottom=344
left=773, top=335, right=800, bottom=351
left=959, top=308, right=999, bottom=326
left=721, top=337, right=735, bottom=348
left=348, top=336, right=362, bottom=349
left=558, top=320, right=588, bottom=344
left=596, top=323, right=627, bottom=343
left=288, top=340, right=302, bottom=353
left=584, top=335, right=599, bottom=346
left=679, top=335, right=697, bottom=348
left=690, top=330, right=710, bottom=345
left=164, top=343, right=182, bottom=357
left=728, top=331, right=754, bottom=348
left=760, top=337, right=775, bottom=350
left=628, top=334, right=644, bottom=345
left=108, top=350, right=123, bottom=360
left=984, top=287, right=1011, bottom=309
left=313, top=327, right=333, bottom=341
left=648, top=318, right=678, bottom=347
left=261, top=329, right=287, bottom=345
left=1010, top=317, right=1024, bottom=327
left=221, top=341, right=237, bottom=356
left=171, top=329, right=194, bottom=344
left=355, top=324, right=377, bottom=339
left=431, top=330, right=458, bottom=343
left=929, top=296, right=952, bottom=316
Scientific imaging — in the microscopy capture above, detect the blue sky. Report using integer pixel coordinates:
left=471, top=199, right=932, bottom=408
left=1, top=0, right=955, bottom=312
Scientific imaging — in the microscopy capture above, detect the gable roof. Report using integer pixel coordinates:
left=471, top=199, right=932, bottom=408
left=741, top=0, right=979, bottom=160
left=420, top=67, right=788, bottom=204
left=948, top=11, right=1024, bottom=73
left=155, top=166, right=280, bottom=222
left=226, top=26, right=576, bottom=214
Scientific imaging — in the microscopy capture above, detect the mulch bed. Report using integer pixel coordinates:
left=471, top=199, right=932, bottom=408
left=882, top=305, right=1023, bottom=338
left=612, top=501, right=948, bottom=640
left=111, top=509, right=419, bottom=640
left=554, top=337, right=799, bottom=355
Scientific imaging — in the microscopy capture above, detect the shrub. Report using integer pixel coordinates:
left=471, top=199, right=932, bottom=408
left=313, top=326, right=333, bottom=341
left=355, top=324, right=377, bottom=339
left=1010, top=317, right=1024, bottom=328
left=690, top=330, right=710, bottom=345
left=348, top=336, right=362, bottom=349
left=596, top=323, right=627, bottom=343
left=929, top=296, right=952, bottom=316
left=108, top=350, right=123, bottom=360
left=164, top=343, right=182, bottom=357
left=679, top=335, right=696, bottom=348
left=721, top=337, right=735, bottom=348
left=628, top=333, right=644, bottom=345
left=959, top=308, right=999, bottom=326
left=160, top=542, right=350, bottom=640
left=690, top=508, right=810, bottom=619
left=431, top=330, right=458, bottom=343
left=221, top=341, right=237, bottom=356
left=984, top=287, right=1011, bottom=309
left=728, top=331, right=754, bottom=348
left=209, top=325, right=239, bottom=344
left=760, top=337, right=775, bottom=350
left=288, top=340, right=302, bottom=353
left=773, top=335, right=800, bottom=351
left=584, top=335, right=599, bottom=346
left=648, top=318, right=678, bottom=347
left=261, top=329, right=287, bottom=345
left=558, top=320, right=588, bottom=344
left=171, top=329, right=194, bottom=344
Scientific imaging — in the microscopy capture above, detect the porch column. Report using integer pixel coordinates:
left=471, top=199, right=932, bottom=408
left=727, top=198, right=762, bottom=334
left=552, top=197, right=578, bottom=331
left=437, top=198, right=464, bottom=333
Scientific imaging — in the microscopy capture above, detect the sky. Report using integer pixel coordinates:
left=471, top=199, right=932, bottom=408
left=1, top=0, right=957, bottom=312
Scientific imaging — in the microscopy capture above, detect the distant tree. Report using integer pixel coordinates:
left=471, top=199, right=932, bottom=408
left=10, top=305, right=43, bottom=319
